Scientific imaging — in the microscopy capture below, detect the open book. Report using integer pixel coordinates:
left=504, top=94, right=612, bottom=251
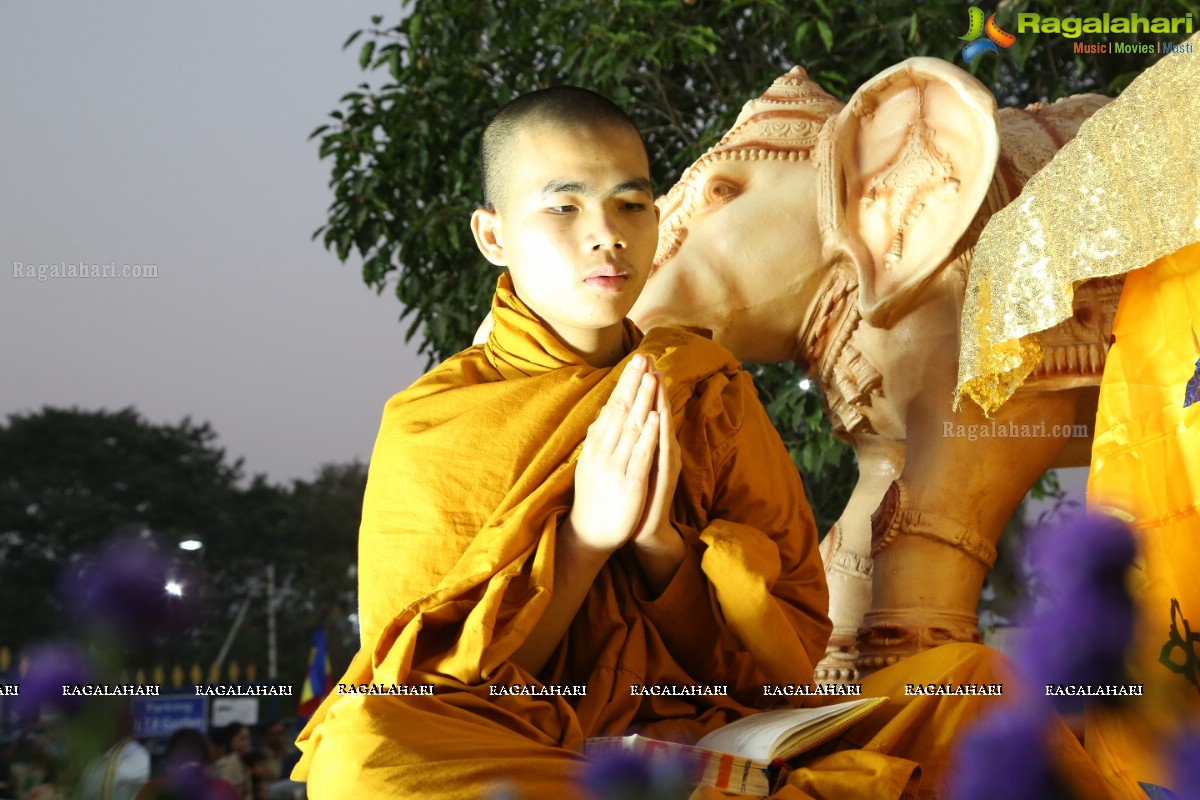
left=584, top=697, right=887, bottom=796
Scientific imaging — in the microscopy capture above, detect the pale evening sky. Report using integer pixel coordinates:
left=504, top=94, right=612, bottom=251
left=0, top=0, right=1088, bottom=517
left=1, top=0, right=428, bottom=484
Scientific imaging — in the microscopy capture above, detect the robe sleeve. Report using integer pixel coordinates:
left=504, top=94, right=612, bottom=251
left=637, top=369, right=832, bottom=692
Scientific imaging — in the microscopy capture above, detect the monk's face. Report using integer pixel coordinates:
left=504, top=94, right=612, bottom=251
left=474, top=122, right=659, bottom=351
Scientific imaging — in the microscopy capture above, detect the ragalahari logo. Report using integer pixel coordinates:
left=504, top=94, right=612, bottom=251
left=960, top=7, right=1017, bottom=62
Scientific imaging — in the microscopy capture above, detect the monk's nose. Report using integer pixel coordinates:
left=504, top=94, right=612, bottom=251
left=589, top=211, right=625, bottom=250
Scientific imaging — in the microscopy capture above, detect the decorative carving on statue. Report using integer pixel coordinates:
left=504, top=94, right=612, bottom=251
left=1027, top=276, right=1122, bottom=387
left=798, top=264, right=880, bottom=437
left=631, top=59, right=1117, bottom=681
left=871, top=479, right=998, bottom=569
left=857, top=608, right=984, bottom=673
left=861, top=118, right=960, bottom=270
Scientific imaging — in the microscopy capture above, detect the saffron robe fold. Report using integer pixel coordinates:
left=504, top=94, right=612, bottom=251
left=293, top=275, right=1111, bottom=799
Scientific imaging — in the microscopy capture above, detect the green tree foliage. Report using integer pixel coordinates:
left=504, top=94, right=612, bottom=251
left=0, top=408, right=363, bottom=684
left=312, top=0, right=1184, bottom=531
left=0, top=407, right=243, bottom=654
left=261, top=462, right=365, bottom=677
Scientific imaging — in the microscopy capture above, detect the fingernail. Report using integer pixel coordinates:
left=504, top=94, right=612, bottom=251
left=631, top=354, right=643, bottom=368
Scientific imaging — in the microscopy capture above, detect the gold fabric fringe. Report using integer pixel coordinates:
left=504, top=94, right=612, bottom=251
left=955, top=33, right=1200, bottom=414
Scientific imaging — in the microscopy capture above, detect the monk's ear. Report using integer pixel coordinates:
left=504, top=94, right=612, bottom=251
left=824, top=57, right=999, bottom=328
left=471, top=207, right=507, bottom=267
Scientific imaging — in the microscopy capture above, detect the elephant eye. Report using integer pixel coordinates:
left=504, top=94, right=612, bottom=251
left=702, top=177, right=741, bottom=207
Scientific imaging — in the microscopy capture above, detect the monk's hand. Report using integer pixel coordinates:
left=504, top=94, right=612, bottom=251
left=631, top=373, right=681, bottom=548
left=567, top=353, right=662, bottom=554
left=630, top=374, right=687, bottom=594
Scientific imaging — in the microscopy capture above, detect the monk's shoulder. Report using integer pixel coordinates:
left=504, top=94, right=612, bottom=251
left=638, top=328, right=758, bottom=450
left=383, top=345, right=498, bottom=407
left=639, top=326, right=736, bottom=365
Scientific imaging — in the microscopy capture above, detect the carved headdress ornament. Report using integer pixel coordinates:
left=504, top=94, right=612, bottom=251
left=716, top=66, right=845, bottom=157
left=656, top=68, right=844, bottom=266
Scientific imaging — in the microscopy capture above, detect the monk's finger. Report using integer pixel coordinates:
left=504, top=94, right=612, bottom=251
left=599, top=355, right=647, bottom=435
left=613, top=355, right=649, bottom=408
left=658, top=372, right=681, bottom=458
left=611, top=372, right=657, bottom=468
left=589, top=359, right=639, bottom=454
left=625, top=410, right=660, bottom=482
left=654, top=374, right=675, bottom=458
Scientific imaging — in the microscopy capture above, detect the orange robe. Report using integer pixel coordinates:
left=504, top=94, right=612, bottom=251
left=294, top=275, right=1109, bottom=799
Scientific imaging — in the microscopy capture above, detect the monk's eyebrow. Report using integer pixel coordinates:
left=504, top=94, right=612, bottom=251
left=540, top=177, right=653, bottom=197
left=542, top=179, right=591, bottom=196
left=608, top=178, right=653, bottom=197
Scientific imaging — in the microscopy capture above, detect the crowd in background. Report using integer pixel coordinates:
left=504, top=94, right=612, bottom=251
left=0, top=719, right=304, bottom=800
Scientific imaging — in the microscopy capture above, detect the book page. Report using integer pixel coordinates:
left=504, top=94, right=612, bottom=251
left=694, top=699, right=876, bottom=761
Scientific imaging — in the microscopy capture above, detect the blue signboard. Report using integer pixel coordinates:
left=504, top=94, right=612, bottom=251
left=132, top=695, right=208, bottom=738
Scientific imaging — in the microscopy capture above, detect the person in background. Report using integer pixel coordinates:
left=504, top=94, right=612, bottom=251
left=135, top=728, right=238, bottom=800
left=255, top=723, right=286, bottom=785
left=8, top=729, right=62, bottom=800
left=73, top=704, right=148, bottom=800
left=206, top=725, right=250, bottom=800
left=240, top=753, right=266, bottom=800
left=2, top=725, right=40, bottom=799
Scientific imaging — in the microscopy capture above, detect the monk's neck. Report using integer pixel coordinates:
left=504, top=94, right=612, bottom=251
left=554, top=322, right=627, bottom=368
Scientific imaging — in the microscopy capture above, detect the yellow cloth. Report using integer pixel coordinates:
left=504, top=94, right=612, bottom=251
left=955, top=33, right=1200, bottom=414
left=294, top=275, right=1111, bottom=799
left=1086, top=241, right=1200, bottom=798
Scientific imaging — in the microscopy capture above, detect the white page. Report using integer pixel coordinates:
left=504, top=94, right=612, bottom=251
left=694, top=700, right=870, bottom=761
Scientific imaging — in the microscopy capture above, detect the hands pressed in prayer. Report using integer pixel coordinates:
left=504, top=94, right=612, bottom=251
left=511, top=354, right=685, bottom=675
left=569, top=353, right=679, bottom=555
left=570, top=353, right=686, bottom=594
left=630, top=369, right=682, bottom=547
left=627, top=366, right=686, bottom=593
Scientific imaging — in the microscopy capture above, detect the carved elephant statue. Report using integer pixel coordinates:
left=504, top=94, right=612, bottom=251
left=629, top=58, right=1119, bottom=681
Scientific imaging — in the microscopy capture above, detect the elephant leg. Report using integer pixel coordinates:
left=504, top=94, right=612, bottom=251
left=855, top=390, right=1083, bottom=674
left=816, top=440, right=904, bottom=684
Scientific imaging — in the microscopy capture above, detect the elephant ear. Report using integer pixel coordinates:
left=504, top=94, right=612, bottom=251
left=823, top=57, right=999, bottom=328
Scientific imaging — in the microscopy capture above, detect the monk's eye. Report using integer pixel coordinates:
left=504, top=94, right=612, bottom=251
left=702, top=177, right=741, bottom=207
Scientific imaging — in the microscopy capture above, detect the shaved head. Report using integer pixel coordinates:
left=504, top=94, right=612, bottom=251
left=480, top=86, right=646, bottom=213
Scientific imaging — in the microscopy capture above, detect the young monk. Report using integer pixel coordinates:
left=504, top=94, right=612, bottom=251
left=292, top=87, right=1113, bottom=799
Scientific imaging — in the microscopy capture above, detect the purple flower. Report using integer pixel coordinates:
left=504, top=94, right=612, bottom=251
left=946, top=704, right=1069, bottom=800
left=12, top=641, right=93, bottom=717
left=950, top=514, right=1139, bottom=800
left=164, top=765, right=234, bottom=800
left=1168, top=729, right=1200, bottom=800
left=1017, top=514, right=1137, bottom=690
left=60, top=537, right=196, bottom=643
left=579, top=748, right=692, bottom=800
left=1030, top=514, right=1137, bottom=599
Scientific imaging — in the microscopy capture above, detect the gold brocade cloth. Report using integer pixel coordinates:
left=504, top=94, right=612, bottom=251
left=955, top=32, right=1200, bottom=414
